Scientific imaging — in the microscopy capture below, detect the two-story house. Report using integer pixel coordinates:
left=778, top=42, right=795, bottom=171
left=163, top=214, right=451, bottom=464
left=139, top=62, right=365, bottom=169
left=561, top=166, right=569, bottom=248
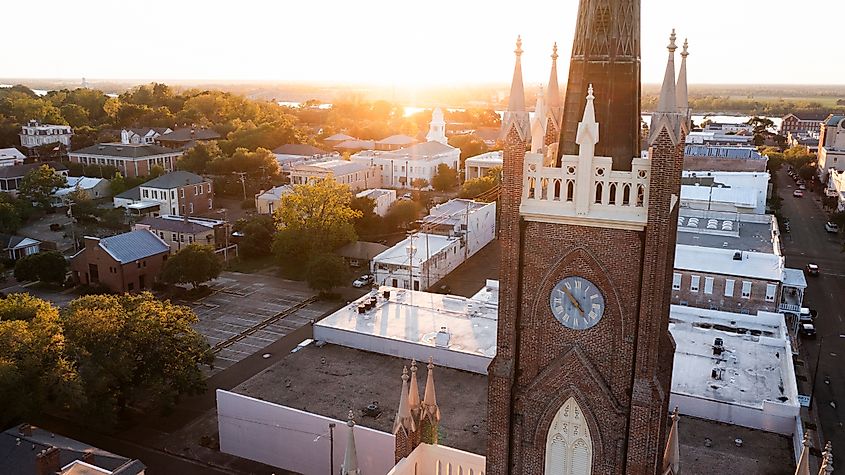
left=70, top=230, right=170, bottom=293
left=19, top=120, right=72, bottom=150
left=114, top=171, right=213, bottom=216
left=133, top=214, right=228, bottom=252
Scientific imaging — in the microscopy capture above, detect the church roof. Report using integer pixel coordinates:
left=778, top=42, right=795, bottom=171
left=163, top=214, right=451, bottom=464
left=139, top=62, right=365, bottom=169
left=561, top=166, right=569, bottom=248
left=377, top=134, right=418, bottom=146
left=387, top=140, right=456, bottom=159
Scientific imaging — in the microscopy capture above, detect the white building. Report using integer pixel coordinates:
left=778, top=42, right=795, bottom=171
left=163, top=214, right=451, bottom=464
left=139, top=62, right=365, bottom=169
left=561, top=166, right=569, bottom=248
left=818, top=115, right=845, bottom=182
left=289, top=159, right=381, bottom=192
left=681, top=170, right=770, bottom=214
left=272, top=144, right=337, bottom=175
left=826, top=169, right=845, bottom=212
left=314, top=284, right=499, bottom=374
left=464, top=150, right=503, bottom=180
left=352, top=109, right=460, bottom=189
left=668, top=305, right=800, bottom=436
left=254, top=185, right=293, bottom=215
left=423, top=199, right=497, bottom=257
left=0, top=147, right=26, bottom=167
left=51, top=176, right=109, bottom=206
left=685, top=131, right=753, bottom=146
left=356, top=188, right=396, bottom=216
left=19, top=120, right=72, bottom=149
left=121, top=127, right=172, bottom=145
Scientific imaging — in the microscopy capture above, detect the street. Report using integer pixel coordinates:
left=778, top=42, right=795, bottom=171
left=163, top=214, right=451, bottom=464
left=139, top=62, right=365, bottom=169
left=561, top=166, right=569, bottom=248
left=777, top=170, right=845, bottom=463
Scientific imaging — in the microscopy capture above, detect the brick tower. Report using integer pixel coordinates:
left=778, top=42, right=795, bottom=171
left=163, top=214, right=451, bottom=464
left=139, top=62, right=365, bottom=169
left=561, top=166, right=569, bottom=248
left=486, top=29, right=686, bottom=475
left=558, top=0, right=641, bottom=171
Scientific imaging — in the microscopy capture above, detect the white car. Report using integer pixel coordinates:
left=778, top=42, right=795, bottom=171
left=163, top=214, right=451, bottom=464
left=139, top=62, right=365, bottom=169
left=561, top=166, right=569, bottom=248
left=352, top=275, right=373, bottom=288
left=825, top=221, right=840, bottom=233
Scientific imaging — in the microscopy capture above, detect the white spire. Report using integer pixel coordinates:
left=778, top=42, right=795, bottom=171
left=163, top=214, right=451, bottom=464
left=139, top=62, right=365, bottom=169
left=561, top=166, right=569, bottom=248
left=575, top=85, right=599, bottom=148
left=422, top=357, right=441, bottom=423
left=676, top=38, right=690, bottom=120
left=795, top=433, right=812, bottom=475
left=393, top=366, right=416, bottom=435
left=662, top=407, right=680, bottom=475
left=341, top=410, right=360, bottom=475
left=546, top=43, right=561, bottom=110
left=657, top=29, right=678, bottom=114
left=426, top=108, right=447, bottom=144
left=531, top=86, right=547, bottom=153
left=502, top=36, right=530, bottom=140
left=819, top=442, right=834, bottom=475
left=408, top=360, right=422, bottom=415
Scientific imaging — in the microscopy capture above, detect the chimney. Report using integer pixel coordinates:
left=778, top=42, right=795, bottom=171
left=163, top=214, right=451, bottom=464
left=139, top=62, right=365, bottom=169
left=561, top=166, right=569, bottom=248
left=36, top=447, right=60, bottom=475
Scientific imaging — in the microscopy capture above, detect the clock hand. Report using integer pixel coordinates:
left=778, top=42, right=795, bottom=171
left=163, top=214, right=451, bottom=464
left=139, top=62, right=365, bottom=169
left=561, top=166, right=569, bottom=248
left=560, top=288, right=584, bottom=314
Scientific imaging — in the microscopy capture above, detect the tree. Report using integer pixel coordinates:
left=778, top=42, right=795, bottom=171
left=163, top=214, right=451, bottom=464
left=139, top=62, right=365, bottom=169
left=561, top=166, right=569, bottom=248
left=0, top=293, right=58, bottom=321
left=18, top=165, right=67, bottom=209
left=237, top=215, right=275, bottom=259
left=350, top=195, right=383, bottom=238
left=0, top=202, right=21, bottom=234
left=431, top=163, right=458, bottom=192
left=272, top=179, right=361, bottom=265
left=178, top=141, right=224, bottom=174
left=411, top=178, right=430, bottom=190
left=109, top=172, right=128, bottom=196
left=798, top=164, right=816, bottom=181
left=14, top=251, right=69, bottom=285
left=305, top=254, right=348, bottom=294
left=459, top=176, right=499, bottom=199
left=448, top=134, right=489, bottom=167
left=61, top=293, right=212, bottom=425
left=161, top=244, right=222, bottom=289
left=384, top=199, right=421, bottom=230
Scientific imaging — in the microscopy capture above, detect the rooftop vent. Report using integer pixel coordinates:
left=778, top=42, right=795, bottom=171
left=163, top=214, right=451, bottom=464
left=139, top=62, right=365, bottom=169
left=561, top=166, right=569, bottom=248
left=435, top=326, right=450, bottom=348
left=733, top=252, right=742, bottom=261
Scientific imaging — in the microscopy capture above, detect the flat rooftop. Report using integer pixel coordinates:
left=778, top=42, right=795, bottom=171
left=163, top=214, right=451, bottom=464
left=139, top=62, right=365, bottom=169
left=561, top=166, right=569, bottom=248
left=233, top=343, right=490, bottom=455
left=373, top=233, right=456, bottom=267
left=465, top=151, right=503, bottom=164
left=676, top=214, right=777, bottom=254
left=674, top=244, right=782, bottom=281
left=669, top=306, right=798, bottom=411
left=314, top=287, right=498, bottom=373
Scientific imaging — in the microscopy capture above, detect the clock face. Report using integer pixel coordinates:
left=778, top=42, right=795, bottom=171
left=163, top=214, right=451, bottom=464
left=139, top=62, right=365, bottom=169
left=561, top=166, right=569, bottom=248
left=549, top=276, right=606, bottom=330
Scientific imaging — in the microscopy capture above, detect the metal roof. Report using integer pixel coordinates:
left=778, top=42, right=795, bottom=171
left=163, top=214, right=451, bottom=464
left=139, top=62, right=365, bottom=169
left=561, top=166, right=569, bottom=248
left=272, top=143, right=328, bottom=156
left=0, top=161, right=67, bottom=178
left=97, top=230, right=170, bottom=263
left=141, top=171, right=206, bottom=189
left=157, top=127, right=221, bottom=142
left=70, top=143, right=177, bottom=158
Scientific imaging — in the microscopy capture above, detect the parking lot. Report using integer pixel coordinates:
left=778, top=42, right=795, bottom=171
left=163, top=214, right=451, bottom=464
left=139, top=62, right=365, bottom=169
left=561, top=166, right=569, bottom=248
left=181, top=271, right=338, bottom=374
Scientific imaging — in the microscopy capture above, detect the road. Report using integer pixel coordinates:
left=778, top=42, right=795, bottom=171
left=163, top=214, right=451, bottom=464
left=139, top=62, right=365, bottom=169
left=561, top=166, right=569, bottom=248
left=777, top=170, right=845, bottom=464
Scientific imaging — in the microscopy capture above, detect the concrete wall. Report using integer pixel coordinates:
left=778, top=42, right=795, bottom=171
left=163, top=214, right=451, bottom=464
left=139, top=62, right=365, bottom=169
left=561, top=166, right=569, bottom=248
left=312, top=326, right=492, bottom=374
left=669, top=392, right=799, bottom=436
left=217, top=390, right=395, bottom=475
left=388, top=443, right=487, bottom=475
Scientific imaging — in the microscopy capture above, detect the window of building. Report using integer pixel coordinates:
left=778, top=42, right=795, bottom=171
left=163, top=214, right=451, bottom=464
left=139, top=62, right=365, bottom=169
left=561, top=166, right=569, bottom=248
left=180, top=234, right=185, bottom=242
left=725, top=279, right=735, bottom=297
left=690, top=275, right=700, bottom=292
left=142, top=189, right=149, bottom=198
left=208, top=198, right=212, bottom=209
left=672, top=273, right=681, bottom=290
left=741, top=281, right=752, bottom=299
left=704, top=277, right=714, bottom=295
left=180, top=189, right=185, bottom=198
left=137, top=261, right=141, bottom=269
left=172, top=233, right=177, bottom=241
left=207, top=183, right=211, bottom=193
left=765, top=283, right=777, bottom=302
left=189, top=202, right=194, bottom=214
left=194, top=185, right=199, bottom=194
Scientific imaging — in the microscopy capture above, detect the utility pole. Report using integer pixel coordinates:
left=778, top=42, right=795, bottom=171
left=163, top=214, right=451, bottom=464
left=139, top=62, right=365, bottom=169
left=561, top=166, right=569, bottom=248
left=67, top=199, right=77, bottom=252
left=234, top=172, right=248, bottom=201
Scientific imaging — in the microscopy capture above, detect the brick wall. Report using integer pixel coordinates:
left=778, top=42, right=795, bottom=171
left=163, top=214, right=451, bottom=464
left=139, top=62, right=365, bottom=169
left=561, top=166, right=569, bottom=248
left=671, top=270, right=780, bottom=314
left=70, top=237, right=169, bottom=293
left=177, top=181, right=213, bottom=215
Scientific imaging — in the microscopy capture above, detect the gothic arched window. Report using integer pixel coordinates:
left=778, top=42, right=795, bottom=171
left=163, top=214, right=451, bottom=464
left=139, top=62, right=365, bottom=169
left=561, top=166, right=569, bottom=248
left=544, top=397, right=593, bottom=475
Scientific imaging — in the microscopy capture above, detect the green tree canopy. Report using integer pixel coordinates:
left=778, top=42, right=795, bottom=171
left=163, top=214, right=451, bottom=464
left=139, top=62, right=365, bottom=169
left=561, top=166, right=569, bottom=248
left=431, top=163, right=459, bottom=192
left=161, top=244, right=223, bottom=289
left=18, top=165, right=67, bottom=209
left=305, top=254, right=348, bottom=294
left=384, top=199, right=421, bottom=231
left=236, top=215, right=276, bottom=259
left=178, top=141, right=224, bottom=174
left=14, top=252, right=68, bottom=285
left=0, top=202, right=21, bottom=234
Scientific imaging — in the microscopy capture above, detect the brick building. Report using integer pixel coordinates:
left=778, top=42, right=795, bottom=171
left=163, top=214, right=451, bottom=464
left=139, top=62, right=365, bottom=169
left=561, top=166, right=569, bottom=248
left=114, top=171, right=213, bottom=216
left=780, top=112, right=826, bottom=136
left=484, top=27, right=686, bottom=474
left=69, top=142, right=182, bottom=178
left=133, top=214, right=228, bottom=252
left=70, top=230, right=170, bottom=293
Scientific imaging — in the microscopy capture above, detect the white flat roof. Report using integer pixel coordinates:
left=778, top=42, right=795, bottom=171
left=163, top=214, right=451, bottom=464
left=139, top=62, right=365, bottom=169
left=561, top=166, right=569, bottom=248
left=465, top=151, right=503, bottom=165
left=674, top=244, right=783, bottom=281
left=681, top=185, right=757, bottom=208
left=372, top=233, right=455, bottom=267
left=782, top=268, right=807, bottom=288
left=669, top=305, right=798, bottom=412
left=314, top=287, right=498, bottom=373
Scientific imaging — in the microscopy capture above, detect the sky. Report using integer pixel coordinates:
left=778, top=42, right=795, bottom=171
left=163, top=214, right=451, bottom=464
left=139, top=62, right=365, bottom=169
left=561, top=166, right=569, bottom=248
left=2, top=0, right=843, bottom=86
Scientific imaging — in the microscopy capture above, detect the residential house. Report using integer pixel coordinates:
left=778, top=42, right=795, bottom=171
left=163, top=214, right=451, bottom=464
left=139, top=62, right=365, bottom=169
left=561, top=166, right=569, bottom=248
left=780, top=112, right=827, bottom=136
left=52, top=176, right=110, bottom=206
left=133, top=214, right=228, bottom=252
left=114, top=171, right=213, bottom=216
left=156, top=127, right=221, bottom=149
left=19, top=120, right=72, bottom=150
left=474, top=127, right=501, bottom=148
left=0, top=162, right=68, bottom=196
left=0, top=234, right=40, bottom=260
left=254, top=185, right=291, bottom=215
left=335, top=241, right=389, bottom=269
left=465, top=151, right=503, bottom=180
left=355, top=188, right=396, bottom=216
left=121, top=127, right=172, bottom=145
left=818, top=115, right=845, bottom=182
left=289, top=160, right=380, bottom=192
left=0, top=147, right=26, bottom=166
left=70, top=230, right=170, bottom=293
left=0, top=424, right=145, bottom=475
left=69, top=141, right=182, bottom=178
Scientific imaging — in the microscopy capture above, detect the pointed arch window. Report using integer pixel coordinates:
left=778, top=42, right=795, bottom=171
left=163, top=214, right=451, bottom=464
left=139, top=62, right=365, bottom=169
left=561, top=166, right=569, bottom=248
left=566, top=181, right=575, bottom=202
left=528, top=178, right=536, bottom=199
left=541, top=178, right=549, bottom=200
left=622, top=184, right=631, bottom=205
left=608, top=183, right=617, bottom=205
left=594, top=183, right=603, bottom=204
left=545, top=397, right=593, bottom=475
left=554, top=180, right=562, bottom=201
left=636, top=184, right=645, bottom=207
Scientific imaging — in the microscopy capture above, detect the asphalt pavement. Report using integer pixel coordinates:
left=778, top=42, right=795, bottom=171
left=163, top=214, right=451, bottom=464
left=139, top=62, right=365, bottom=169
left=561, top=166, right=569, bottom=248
left=777, top=170, right=845, bottom=464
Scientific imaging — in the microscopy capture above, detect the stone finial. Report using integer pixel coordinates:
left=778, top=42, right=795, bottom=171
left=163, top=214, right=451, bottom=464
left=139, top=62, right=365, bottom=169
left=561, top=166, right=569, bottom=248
left=341, top=410, right=360, bottom=475
left=408, top=360, right=421, bottom=414
left=551, top=42, right=559, bottom=61
left=662, top=406, right=681, bottom=474
left=515, top=35, right=523, bottom=57
left=576, top=84, right=599, bottom=148
left=681, top=38, right=689, bottom=58
left=796, top=432, right=812, bottom=475
left=668, top=29, right=677, bottom=53
left=393, top=366, right=416, bottom=435
left=422, top=357, right=441, bottom=422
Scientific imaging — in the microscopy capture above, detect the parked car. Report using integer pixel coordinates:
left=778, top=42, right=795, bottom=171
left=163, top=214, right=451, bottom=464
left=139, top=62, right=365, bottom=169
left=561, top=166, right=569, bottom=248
left=806, top=263, right=820, bottom=276
left=352, top=274, right=374, bottom=288
left=400, top=193, right=413, bottom=200
left=799, top=323, right=817, bottom=338
left=793, top=190, right=804, bottom=198
left=799, top=184, right=807, bottom=190
left=825, top=221, right=840, bottom=233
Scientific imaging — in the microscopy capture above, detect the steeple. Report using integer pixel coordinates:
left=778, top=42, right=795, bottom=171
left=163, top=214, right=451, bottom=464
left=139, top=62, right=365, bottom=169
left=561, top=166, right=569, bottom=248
left=426, top=108, right=447, bottom=144
left=393, top=366, right=416, bottom=435
left=531, top=86, right=547, bottom=154
left=662, top=407, right=680, bottom=475
left=648, top=30, right=683, bottom=147
left=559, top=0, right=641, bottom=170
left=819, top=442, right=834, bottom=475
left=795, top=433, right=812, bottom=475
left=408, top=360, right=422, bottom=417
left=341, top=410, right=360, bottom=475
left=676, top=38, right=690, bottom=132
left=546, top=43, right=563, bottom=132
left=502, top=36, right=530, bottom=141
left=420, top=357, right=441, bottom=445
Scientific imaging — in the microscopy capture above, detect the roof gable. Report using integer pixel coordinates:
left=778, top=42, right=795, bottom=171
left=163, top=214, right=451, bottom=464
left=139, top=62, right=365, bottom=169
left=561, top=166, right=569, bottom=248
left=97, top=230, right=169, bottom=263
left=141, top=171, right=206, bottom=189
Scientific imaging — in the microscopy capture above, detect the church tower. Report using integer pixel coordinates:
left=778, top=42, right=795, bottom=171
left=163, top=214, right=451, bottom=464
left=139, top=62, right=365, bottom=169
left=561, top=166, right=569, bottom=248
left=558, top=0, right=641, bottom=171
left=486, top=28, right=685, bottom=475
